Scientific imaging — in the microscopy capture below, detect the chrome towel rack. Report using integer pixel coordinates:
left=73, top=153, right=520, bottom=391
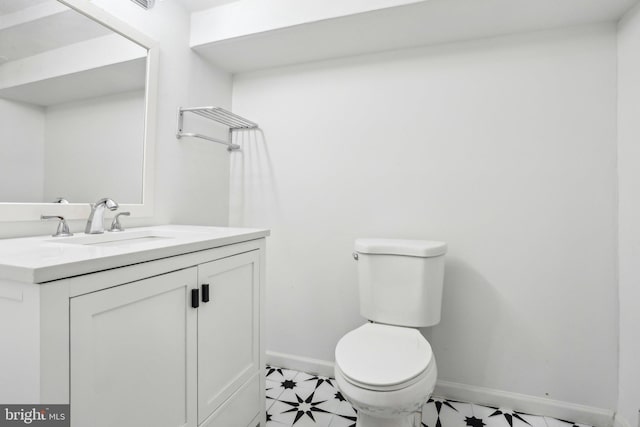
left=176, top=106, right=259, bottom=151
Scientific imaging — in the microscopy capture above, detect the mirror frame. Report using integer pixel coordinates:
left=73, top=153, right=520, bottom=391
left=0, top=0, right=158, bottom=222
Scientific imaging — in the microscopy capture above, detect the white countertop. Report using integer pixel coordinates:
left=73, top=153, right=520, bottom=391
left=0, top=225, right=269, bottom=284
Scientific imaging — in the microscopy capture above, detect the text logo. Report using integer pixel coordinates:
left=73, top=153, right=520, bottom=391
left=0, top=406, right=69, bottom=427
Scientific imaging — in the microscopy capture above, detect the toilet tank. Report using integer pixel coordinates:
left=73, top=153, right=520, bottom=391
left=354, top=239, right=447, bottom=328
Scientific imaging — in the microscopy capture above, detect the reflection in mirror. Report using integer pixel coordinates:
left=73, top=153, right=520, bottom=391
left=0, top=0, right=148, bottom=204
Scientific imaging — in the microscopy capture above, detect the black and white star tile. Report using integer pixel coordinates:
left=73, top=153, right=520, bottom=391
left=265, top=366, right=595, bottom=427
left=266, top=367, right=355, bottom=427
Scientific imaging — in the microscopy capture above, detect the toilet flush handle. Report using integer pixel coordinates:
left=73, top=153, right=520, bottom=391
left=352, top=252, right=359, bottom=261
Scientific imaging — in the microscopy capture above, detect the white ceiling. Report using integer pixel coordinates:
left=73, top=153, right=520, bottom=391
left=0, top=0, right=241, bottom=15
left=0, top=0, right=52, bottom=15
left=179, top=0, right=240, bottom=12
left=0, top=8, right=112, bottom=62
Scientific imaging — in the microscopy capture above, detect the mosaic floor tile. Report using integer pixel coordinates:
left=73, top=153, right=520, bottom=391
left=265, top=366, right=593, bottom=427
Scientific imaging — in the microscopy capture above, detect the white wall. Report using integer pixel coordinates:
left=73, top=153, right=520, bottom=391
left=86, top=0, right=234, bottom=227
left=231, top=24, right=619, bottom=409
left=43, top=90, right=144, bottom=204
left=0, top=0, right=233, bottom=237
left=0, top=99, right=45, bottom=202
left=617, top=4, right=640, bottom=427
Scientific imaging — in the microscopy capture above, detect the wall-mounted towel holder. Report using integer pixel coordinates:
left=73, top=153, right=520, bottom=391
left=176, top=106, right=259, bottom=151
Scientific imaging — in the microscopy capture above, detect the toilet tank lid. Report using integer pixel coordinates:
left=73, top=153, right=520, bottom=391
left=355, top=239, right=447, bottom=257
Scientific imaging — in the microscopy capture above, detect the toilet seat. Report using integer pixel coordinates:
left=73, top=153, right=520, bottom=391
left=335, top=323, right=434, bottom=392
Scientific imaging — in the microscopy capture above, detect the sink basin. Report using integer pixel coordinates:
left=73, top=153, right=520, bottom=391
left=52, top=230, right=174, bottom=247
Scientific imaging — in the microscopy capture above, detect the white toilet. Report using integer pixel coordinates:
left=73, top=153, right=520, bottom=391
left=334, top=238, right=447, bottom=427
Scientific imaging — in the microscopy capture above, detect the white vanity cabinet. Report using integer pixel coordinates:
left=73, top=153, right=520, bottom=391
left=70, top=268, right=199, bottom=427
left=0, top=226, right=267, bottom=427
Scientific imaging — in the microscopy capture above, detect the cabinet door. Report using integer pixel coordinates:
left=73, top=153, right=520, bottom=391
left=197, top=251, right=260, bottom=425
left=70, top=268, right=198, bottom=427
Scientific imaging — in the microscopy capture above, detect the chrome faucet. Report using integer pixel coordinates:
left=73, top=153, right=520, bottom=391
left=41, top=215, right=73, bottom=237
left=85, top=198, right=118, bottom=234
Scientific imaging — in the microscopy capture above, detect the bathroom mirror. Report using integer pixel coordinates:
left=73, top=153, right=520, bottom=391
left=0, top=0, right=157, bottom=221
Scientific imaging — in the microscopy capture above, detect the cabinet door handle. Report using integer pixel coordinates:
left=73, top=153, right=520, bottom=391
left=202, top=284, right=210, bottom=303
left=191, top=289, right=200, bottom=308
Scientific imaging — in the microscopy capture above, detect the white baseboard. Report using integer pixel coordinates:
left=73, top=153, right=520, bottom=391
left=613, top=413, right=632, bottom=427
left=266, top=351, right=615, bottom=427
left=267, top=351, right=336, bottom=378
left=434, top=380, right=614, bottom=427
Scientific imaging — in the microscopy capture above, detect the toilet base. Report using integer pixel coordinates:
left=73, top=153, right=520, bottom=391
left=356, top=411, right=423, bottom=427
left=335, top=363, right=436, bottom=427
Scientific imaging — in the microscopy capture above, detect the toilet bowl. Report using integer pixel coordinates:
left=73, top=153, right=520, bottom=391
left=334, top=323, right=437, bottom=427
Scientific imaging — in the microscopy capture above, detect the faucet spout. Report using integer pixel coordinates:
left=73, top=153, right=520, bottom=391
left=85, top=198, right=119, bottom=234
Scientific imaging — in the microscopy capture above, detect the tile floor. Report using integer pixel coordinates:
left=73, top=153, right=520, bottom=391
left=265, top=366, right=594, bottom=427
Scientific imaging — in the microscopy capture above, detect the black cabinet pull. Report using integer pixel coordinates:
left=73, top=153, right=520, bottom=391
left=191, top=289, right=200, bottom=308
left=202, top=284, right=210, bottom=303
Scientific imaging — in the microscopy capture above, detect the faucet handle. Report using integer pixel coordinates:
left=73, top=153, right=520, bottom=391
left=108, top=212, right=130, bottom=232
left=41, top=215, right=73, bottom=237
